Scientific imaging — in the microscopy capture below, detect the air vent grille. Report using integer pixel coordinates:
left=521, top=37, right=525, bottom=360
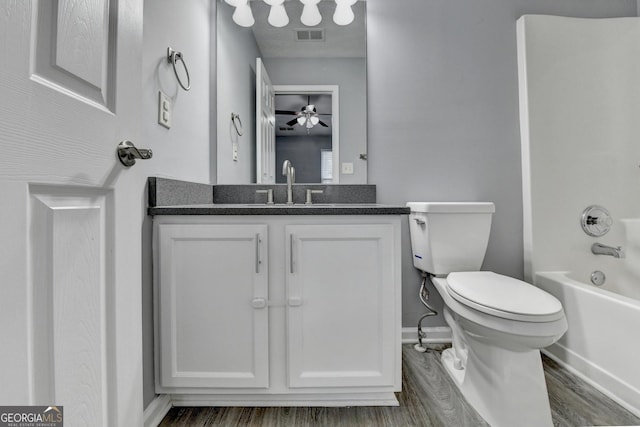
left=296, top=29, right=325, bottom=42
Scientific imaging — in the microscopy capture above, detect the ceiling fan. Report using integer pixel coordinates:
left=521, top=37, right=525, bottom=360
left=276, top=96, right=330, bottom=129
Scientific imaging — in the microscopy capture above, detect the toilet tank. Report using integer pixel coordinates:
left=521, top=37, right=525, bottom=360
left=407, top=202, right=495, bottom=276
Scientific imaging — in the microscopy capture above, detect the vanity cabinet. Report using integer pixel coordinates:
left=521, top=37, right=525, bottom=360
left=154, top=215, right=402, bottom=406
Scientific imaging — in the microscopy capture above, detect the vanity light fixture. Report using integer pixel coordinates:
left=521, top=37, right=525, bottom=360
left=333, top=0, right=356, bottom=25
left=224, top=0, right=255, bottom=27
left=224, top=0, right=359, bottom=28
left=300, top=0, right=322, bottom=27
left=264, top=0, right=289, bottom=27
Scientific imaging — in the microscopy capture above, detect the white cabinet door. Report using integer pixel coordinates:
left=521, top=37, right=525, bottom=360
left=156, top=224, right=269, bottom=389
left=286, top=224, right=398, bottom=388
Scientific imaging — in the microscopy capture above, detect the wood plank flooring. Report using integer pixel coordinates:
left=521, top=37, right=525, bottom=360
left=159, top=344, right=640, bottom=426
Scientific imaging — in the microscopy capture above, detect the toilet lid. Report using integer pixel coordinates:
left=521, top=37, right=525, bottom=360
left=447, top=271, right=564, bottom=322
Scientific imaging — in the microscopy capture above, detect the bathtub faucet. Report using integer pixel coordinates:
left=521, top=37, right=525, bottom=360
left=591, top=243, right=625, bottom=259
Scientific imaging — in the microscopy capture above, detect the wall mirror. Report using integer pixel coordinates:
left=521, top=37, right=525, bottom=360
left=216, top=0, right=367, bottom=184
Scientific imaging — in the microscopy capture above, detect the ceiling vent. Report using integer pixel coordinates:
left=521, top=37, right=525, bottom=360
left=296, top=29, right=325, bottom=42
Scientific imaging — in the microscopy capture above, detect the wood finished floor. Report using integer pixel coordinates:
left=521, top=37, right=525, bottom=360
left=159, top=344, right=640, bottom=427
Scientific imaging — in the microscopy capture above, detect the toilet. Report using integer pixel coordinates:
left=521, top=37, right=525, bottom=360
left=407, top=202, right=567, bottom=427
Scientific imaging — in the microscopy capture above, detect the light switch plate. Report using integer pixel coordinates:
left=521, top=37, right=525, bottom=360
left=158, top=91, right=171, bottom=129
left=341, top=162, right=354, bottom=174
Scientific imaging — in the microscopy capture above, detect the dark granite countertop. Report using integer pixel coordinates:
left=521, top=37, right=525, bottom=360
left=147, top=177, right=410, bottom=216
left=149, top=203, right=410, bottom=216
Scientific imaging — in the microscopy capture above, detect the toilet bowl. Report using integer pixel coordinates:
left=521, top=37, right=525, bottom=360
left=407, top=202, right=567, bottom=427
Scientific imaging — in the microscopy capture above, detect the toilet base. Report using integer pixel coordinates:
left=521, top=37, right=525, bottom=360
left=441, top=336, right=553, bottom=427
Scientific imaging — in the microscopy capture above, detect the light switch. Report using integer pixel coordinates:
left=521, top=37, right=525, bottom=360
left=158, top=91, right=172, bottom=129
left=341, top=162, right=354, bottom=174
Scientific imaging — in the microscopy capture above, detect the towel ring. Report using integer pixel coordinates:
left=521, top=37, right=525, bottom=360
left=231, top=113, right=244, bottom=136
left=167, top=47, right=191, bottom=91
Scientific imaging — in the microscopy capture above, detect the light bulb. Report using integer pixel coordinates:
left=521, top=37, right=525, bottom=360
left=297, top=116, right=306, bottom=126
left=300, top=0, right=322, bottom=27
left=232, top=1, right=254, bottom=27
left=306, top=119, right=314, bottom=128
left=310, top=116, right=320, bottom=125
left=333, top=0, right=356, bottom=26
left=268, top=3, right=289, bottom=27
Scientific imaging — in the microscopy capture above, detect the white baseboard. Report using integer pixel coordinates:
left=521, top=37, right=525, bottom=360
left=143, top=394, right=172, bottom=427
left=170, top=392, right=399, bottom=407
left=402, top=326, right=452, bottom=344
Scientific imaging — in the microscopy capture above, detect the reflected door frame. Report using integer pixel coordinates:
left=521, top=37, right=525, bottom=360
left=273, top=85, right=340, bottom=184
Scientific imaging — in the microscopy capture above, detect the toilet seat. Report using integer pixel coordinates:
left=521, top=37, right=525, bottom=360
left=446, top=271, right=564, bottom=322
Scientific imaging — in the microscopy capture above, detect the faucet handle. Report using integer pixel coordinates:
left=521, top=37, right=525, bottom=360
left=255, top=189, right=274, bottom=205
left=305, top=189, right=324, bottom=205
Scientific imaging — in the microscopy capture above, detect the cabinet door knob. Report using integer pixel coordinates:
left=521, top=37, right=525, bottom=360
left=288, top=297, right=302, bottom=307
left=252, top=298, right=267, bottom=309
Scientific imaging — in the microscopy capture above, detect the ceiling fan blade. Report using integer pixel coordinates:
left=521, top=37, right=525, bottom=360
left=276, top=110, right=299, bottom=115
left=286, top=118, right=299, bottom=126
left=318, top=120, right=329, bottom=127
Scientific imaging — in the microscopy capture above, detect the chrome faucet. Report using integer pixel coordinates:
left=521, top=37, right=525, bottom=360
left=591, top=243, right=625, bottom=258
left=282, top=160, right=295, bottom=205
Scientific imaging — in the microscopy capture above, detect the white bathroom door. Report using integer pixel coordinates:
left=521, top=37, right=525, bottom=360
left=256, top=58, right=276, bottom=183
left=0, top=1, right=144, bottom=426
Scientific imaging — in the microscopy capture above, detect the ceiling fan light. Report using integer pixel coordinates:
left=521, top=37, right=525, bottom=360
left=310, top=116, right=320, bottom=125
left=297, top=116, right=307, bottom=126
left=268, top=3, right=289, bottom=28
left=232, top=1, right=254, bottom=27
left=306, top=119, right=315, bottom=129
left=300, top=0, right=322, bottom=27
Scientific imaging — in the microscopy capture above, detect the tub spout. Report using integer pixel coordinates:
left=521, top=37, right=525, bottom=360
left=591, top=242, right=625, bottom=258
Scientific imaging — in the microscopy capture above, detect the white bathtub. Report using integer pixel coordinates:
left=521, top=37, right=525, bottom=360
left=536, top=271, right=640, bottom=417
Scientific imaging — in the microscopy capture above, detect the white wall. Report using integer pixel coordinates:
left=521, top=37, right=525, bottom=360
left=141, top=0, right=211, bottom=408
left=366, top=0, right=638, bottom=328
left=216, top=1, right=262, bottom=183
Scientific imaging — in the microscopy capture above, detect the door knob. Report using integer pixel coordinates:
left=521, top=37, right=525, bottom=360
left=117, top=140, right=153, bottom=167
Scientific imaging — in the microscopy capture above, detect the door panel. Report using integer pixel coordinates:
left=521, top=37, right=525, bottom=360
left=30, top=187, right=113, bottom=426
left=33, top=0, right=116, bottom=109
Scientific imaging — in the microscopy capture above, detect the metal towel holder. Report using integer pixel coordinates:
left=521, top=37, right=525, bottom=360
left=167, top=47, right=191, bottom=91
